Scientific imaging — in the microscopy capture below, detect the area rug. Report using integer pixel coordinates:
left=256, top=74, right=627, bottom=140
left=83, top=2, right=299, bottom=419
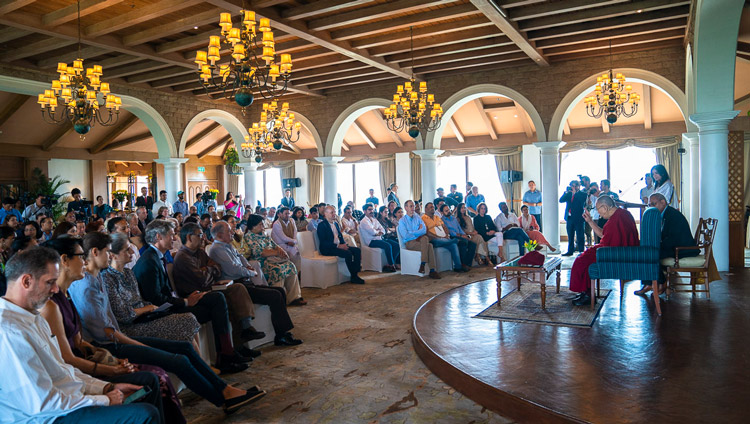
left=474, top=286, right=610, bottom=328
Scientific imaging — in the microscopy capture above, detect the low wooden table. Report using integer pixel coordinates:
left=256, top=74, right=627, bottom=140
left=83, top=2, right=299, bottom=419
left=494, top=256, right=563, bottom=309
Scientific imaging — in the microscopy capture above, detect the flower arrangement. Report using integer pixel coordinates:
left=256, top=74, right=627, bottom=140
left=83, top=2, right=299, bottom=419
left=523, top=240, right=538, bottom=252
left=207, top=189, right=219, bottom=200
left=113, top=190, right=128, bottom=202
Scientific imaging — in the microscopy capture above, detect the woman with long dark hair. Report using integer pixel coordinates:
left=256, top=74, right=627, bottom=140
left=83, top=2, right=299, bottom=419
left=456, top=203, right=490, bottom=265
left=291, top=206, right=308, bottom=232
left=651, top=164, right=676, bottom=207
left=472, top=203, right=504, bottom=263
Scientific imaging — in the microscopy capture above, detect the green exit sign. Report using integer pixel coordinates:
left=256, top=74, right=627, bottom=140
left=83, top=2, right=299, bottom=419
left=197, top=167, right=206, bottom=172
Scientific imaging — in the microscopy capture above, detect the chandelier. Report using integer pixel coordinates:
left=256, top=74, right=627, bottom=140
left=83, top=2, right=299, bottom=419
left=194, top=7, right=292, bottom=113
left=37, top=1, right=121, bottom=136
left=384, top=27, right=442, bottom=139
left=584, top=41, right=640, bottom=124
left=241, top=100, right=301, bottom=162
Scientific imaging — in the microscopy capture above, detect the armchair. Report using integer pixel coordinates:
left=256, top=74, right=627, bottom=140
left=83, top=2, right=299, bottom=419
left=662, top=218, right=717, bottom=299
left=587, top=207, right=663, bottom=315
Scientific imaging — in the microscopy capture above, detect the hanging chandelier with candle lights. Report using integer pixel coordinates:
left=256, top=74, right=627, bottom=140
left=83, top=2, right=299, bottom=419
left=384, top=26, right=442, bottom=139
left=194, top=8, right=292, bottom=113
left=37, top=1, right=121, bottom=137
left=584, top=41, right=640, bottom=124
left=241, top=100, right=301, bottom=162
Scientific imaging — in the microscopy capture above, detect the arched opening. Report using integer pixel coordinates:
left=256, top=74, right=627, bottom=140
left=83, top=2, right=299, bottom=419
left=325, top=98, right=399, bottom=156
left=179, top=109, right=247, bottom=159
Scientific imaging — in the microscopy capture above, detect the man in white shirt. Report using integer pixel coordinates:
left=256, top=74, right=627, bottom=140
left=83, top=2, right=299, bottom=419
left=271, top=207, right=301, bottom=269
left=359, top=203, right=399, bottom=272
left=494, top=202, right=531, bottom=254
left=640, top=173, right=654, bottom=204
left=0, top=247, right=159, bottom=424
left=151, top=190, right=173, bottom=217
left=22, top=194, right=49, bottom=222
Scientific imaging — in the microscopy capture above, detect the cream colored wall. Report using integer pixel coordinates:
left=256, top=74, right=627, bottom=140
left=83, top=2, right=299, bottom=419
left=48, top=159, right=91, bottom=199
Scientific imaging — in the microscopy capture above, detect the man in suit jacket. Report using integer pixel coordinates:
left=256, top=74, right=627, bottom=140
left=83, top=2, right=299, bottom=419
left=559, top=180, right=586, bottom=256
left=280, top=189, right=295, bottom=209
left=133, top=220, right=251, bottom=373
left=317, top=205, right=364, bottom=284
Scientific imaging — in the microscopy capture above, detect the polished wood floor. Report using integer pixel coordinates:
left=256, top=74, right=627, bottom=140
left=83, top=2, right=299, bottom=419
left=412, top=269, right=750, bottom=423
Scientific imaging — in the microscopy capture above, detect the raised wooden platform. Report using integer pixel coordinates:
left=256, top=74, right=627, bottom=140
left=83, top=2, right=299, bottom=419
left=412, top=270, right=750, bottom=423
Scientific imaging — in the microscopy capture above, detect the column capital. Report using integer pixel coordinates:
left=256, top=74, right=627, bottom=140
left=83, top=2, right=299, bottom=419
left=689, top=110, right=740, bottom=133
left=412, top=149, right=444, bottom=159
left=315, top=156, right=345, bottom=165
left=239, top=162, right=262, bottom=171
left=154, top=157, right=189, bottom=167
left=533, top=141, right=565, bottom=154
left=682, top=132, right=699, bottom=145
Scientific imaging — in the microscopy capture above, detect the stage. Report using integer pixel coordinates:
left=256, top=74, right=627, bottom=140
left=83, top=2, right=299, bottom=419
left=412, top=269, right=750, bottom=423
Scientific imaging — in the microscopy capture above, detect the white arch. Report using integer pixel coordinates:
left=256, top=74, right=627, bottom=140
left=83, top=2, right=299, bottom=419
left=424, top=83, right=547, bottom=150
left=0, top=75, right=177, bottom=158
left=325, top=98, right=394, bottom=156
left=548, top=68, right=688, bottom=141
left=179, top=109, right=247, bottom=159
left=289, top=110, right=324, bottom=156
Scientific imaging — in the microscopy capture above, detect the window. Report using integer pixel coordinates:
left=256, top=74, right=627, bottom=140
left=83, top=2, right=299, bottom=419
left=436, top=156, right=466, bottom=203
left=609, top=146, right=657, bottom=204
left=559, top=150, right=607, bottom=220
left=354, top=162, right=381, bottom=209
left=265, top=168, right=282, bottom=207
left=467, top=155, right=505, bottom=217
left=337, top=163, right=354, bottom=207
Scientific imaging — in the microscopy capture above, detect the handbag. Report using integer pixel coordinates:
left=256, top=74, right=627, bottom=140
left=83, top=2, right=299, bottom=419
left=133, top=307, right=173, bottom=324
left=82, top=344, right=119, bottom=366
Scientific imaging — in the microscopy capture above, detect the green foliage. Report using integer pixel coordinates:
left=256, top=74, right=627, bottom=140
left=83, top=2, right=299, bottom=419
left=29, top=168, right=70, bottom=221
left=224, top=147, right=240, bottom=167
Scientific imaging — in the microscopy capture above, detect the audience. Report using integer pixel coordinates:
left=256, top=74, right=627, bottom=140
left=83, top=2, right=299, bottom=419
left=440, top=204, right=478, bottom=269
left=306, top=207, right=321, bottom=231
left=359, top=203, right=399, bottom=272
left=271, top=207, right=301, bottom=270
left=317, top=206, right=365, bottom=284
left=465, top=186, right=485, bottom=217
left=473, top=203, right=504, bottom=263
left=456, top=203, right=491, bottom=265
left=519, top=205, right=556, bottom=252
left=292, top=206, right=308, bottom=232
left=421, top=202, right=465, bottom=273
left=494, top=202, right=531, bottom=255
left=398, top=200, right=439, bottom=279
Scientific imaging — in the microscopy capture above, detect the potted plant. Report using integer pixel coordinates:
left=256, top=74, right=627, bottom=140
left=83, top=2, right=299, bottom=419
left=28, top=168, right=70, bottom=221
left=207, top=189, right=219, bottom=200
left=224, top=147, right=243, bottom=175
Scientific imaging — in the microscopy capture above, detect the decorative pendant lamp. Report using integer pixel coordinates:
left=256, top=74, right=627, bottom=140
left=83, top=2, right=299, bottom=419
left=384, top=26, right=442, bottom=139
left=194, top=4, right=292, bottom=113
left=584, top=40, right=640, bottom=124
left=37, top=0, right=121, bottom=137
left=241, top=100, right=301, bottom=162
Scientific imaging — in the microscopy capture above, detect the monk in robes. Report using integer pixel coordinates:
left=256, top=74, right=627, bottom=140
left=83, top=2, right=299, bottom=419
left=569, top=195, right=639, bottom=306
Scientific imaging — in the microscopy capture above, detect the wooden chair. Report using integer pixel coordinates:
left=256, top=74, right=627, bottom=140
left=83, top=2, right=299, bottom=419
left=662, top=218, right=718, bottom=299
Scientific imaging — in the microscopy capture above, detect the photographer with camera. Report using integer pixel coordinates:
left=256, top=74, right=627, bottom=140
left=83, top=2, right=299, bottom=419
left=67, top=188, right=92, bottom=223
left=559, top=180, right=586, bottom=256
left=22, top=194, right=50, bottom=222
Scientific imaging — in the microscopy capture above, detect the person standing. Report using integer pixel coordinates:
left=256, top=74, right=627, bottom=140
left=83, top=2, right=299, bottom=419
left=280, top=189, right=295, bottom=209
left=387, top=183, right=400, bottom=207
left=640, top=173, right=655, bottom=204
left=173, top=191, right=189, bottom=217
left=434, top=187, right=457, bottom=208
left=447, top=184, right=463, bottom=206
left=22, top=194, right=49, bottom=222
left=93, top=196, right=112, bottom=220
left=151, top=191, right=173, bottom=218
left=522, top=180, right=543, bottom=231
left=559, top=180, right=586, bottom=256
left=67, top=188, right=91, bottom=222
left=651, top=164, right=676, bottom=208
left=136, top=187, right=154, bottom=213
left=365, top=188, right=379, bottom=207
left=465, top=186, right=485, bottom=217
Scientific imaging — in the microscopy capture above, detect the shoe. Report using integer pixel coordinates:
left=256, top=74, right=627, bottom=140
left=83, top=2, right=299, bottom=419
left=548, top=246, right=557, bottom=253
left=241, top=327, right=266, bottom=341
left=274, top=332, right=303, bottom=346
left=418, top=263, right=426, bottom=274
left=462, top=264, right=471, bottom=272
left=573, top=294, right=595, bottom=306
left=289, top=297, right=308, bottom=306
left=237, top=346, right=262, bottom=359
left=561, top=252, right=574, bottom=257
left=453, top=268, right=465, bottom=273
left=223, top=352, right=252, bottom=364
left=429, top=271, right=441, bottom=279
left=634, top=285, right=652, bottom=295
left=567, top=292, right=586, bottom=301
left=223, top=387, right=267, bottom=414
left=382, top=265, right=396, bottom=273
left=216, top=359, right=249, bottom=375
left=350, top=276, right=365, bottom=284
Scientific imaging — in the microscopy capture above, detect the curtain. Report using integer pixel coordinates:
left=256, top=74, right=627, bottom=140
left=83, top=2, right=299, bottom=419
left=281, top=166, right=295, bottom=199
left=561, top=135, right=679, bottom=152
left=439, top=146, right=521, bottom=157
left=495, top=152, right=523, bottom=213
left=227, top=175, right=239, bottom=201
left=655, top=144, right=681, bottom=207
left=379, top=158, right=395, bottom=202
left=307, top=161, right=322, bottom=205
left=410, top=153, right=421, bottom=203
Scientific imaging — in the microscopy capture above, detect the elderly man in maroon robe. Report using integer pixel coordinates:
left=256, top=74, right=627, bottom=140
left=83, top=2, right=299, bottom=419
left=569, top=195, right=639, bottom=306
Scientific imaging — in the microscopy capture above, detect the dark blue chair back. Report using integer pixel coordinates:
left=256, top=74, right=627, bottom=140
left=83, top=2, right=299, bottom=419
left=640, top=207, right=662, bottom=249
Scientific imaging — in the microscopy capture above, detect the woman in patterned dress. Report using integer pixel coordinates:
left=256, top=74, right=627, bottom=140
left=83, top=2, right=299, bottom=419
left=244, top=214, right=306, bottom=306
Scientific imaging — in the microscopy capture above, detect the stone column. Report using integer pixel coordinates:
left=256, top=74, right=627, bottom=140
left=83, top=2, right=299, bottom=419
left=682, top=132, right=700, bottom=229
left=533, top=141, right=565, bottom=251
left=395, top=152, right=412, bottom=201
left=316, top=156, right=344, bottom=206
left=154, top=158, right=188, bottom=204
left=690, top=111, right=739, bottom=272
left=240, top=162, right=262, bottom=209
left=413, top=149, right=443, bottom=205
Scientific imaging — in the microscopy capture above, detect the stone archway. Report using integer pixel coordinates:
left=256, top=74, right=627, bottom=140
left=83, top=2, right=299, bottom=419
left=179, top=109, right=247, bottom=160
left=325, top=98, right=393, bottom=156
left=289, top=110, right=324, bottom=156
left=424, top=83, right=547, bottom=150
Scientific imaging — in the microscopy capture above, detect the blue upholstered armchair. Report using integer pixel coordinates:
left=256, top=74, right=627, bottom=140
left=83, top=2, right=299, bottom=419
left=587, top=207, right=663, bottom=315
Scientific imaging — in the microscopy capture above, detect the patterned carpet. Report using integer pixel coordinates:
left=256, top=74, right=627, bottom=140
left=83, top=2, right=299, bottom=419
left=181, top=267, right=513, bottom=424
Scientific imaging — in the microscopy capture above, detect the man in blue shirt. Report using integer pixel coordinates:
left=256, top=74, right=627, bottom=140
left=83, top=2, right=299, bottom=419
left=193, top=193, right=205, bottom=216
left=439, top=204, right=477, bottom=269
left=397, top=200, right=439, bottom=279
left=522, top=180, right=543, bottom=231
left=173, top=191, right=189, bottom=217
left=465, top=186, right=485, bottom=217
left=446, top=184, right=463, bottom=206
left=365, top=188, right=379, bottom=207
left=0, top=197, right=22, bottom=225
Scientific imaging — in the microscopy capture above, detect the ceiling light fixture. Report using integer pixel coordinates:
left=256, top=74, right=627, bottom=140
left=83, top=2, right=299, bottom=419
left=241, top=100, right=301, bottom=162
left=584, top=40, right=639, bottom=124
left=37, top=0, right=121, bottom=137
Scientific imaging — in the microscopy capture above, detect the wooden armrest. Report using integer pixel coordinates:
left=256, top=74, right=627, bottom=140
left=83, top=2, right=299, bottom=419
left=672, top=245, right=702, bottom=267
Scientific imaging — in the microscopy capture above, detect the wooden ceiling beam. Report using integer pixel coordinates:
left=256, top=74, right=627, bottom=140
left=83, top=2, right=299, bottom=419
left=150, top=73, right=197, bottom=89
left=127, top=67, right=193, bottom=84
left=642, top=85, right=652, bottom=130
left=293, top=68, right=383, bottom=86
left=469, top=0, right=548, bottom=66
left=374, top=109, right=403, bottom=147
left=100, top=132, right=153, bottom=152
left=306, top=74, right=399, bottom=91
left=88, top=55, right=145, bottom=70
left=123, top=10, right=220, bottom=47
left=448, top=118, right=464, bottom=143
left=563, top=120, right=571, bottom=136
left=406, top=45, right=521, bottom=69
left=369, top=27, right=504, bottom=57
left=542, top=29, right=685, bottom=56
left=416, top=51, right=529, bottom=74
left=42, top=0, right=124, bottom=27
left=601, top=115, right=610, bottom=134
left=474, top=98, right=497, bottom=140
left=547, top=38, right=683, bottom=62
left=220, top=139, right=232, bottom=158
left=0, top=27, right=30, bottom=43
left=497, top=0, right=546, bottom=8
left=88, top=114, right=139, bottom=154
left=291, top=62, right=370, bottom=82
left=197, top=134, right=232, bottom=158
left=41, top=125, right=74, bottom=151
left=158, top=29, right=221, bottom=55
left=307, top=0, right=455, bottom=32
left=0, top=94, right=28, bottom=128
left=107, top=61, right=172, bottom=79
left=351, top=121, right=377, bottom=150
left=483, top=102, right=515, bottom=113
left=282, top=0, right=376, bottom=20
left=0, top=0, right=34, bottom=15
left=511, top=0, right=630, bottom=21
left=534, top=17, right=686, bottom=49
left=350, top=16, right=493, bottom=49
left=185, top=122, right=222, bottom=150
left=85, top=0, right=203, bottom=37
left=514, top=101, right=534, bottom=139
left=36, top=46, right=110, bottom=69
left=3, top=38, right=76, bottom=62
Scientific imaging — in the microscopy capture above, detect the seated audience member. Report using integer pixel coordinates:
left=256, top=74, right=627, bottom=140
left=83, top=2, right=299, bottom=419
left=64, top=210, right=77, bottom=225
left=421, top=202, right=466, bottom=272
left=473, top=203, right=505, bottom=263
left=414, top=201, right=423, bottom=216
left=271, top=207, right=301, bottom=269
left=173, top=223, right=266, bottom=355
left=377, top=206, right=397, bottom=239
left=434, top=199, right=446, bottom=217
left=130, top=221, right=251, bottom=372
left=40, top=216, right=55, bottom=241
left=634, top=193, right=700, bottom=295
left=456, top=203, right=491, bottom=265
left=156, top=206, right=169, bottom=220
left=267, top=207, right=277, bottom=222
left=199, top=214, right=213, bottom=242
left=494, top=202, right=531, bottom=255
left=102, top=233, right=201, bottom=346
left=387, top=200, right=397, bottom=218
left=0, top=247, right=162, bottom=424
left=52, top=221, right=78, bottom=239
left=209, top=221, right=303, bottom=346
left=465, top=186, right=485, bottom=217
left=359, top=203, right=399, bottom=272
left=3, top=214, right=19, bottom=230
left=440, top=204, right=478, bottom=269
left=0, top=196, right=22, bottom=224
left=317, top=205, right=365, bottom=284
left=0, top=225, right=14, bottom=267
left=259, top=208, right=272, bottom=229
left=220, top=214, right=247, bottom=256
left=11, top=235, right=37, bottom=254
left=75, top=221, right=86, bottom=237
left=243, top=216, right=306, bottom=305
left=23, top=220, right=42, bottom=242
left=135, top=207, right=150, bottom=235
left=292, top=207, right=308, bottom=232
left=306, top=207, right=321, bottom=231
left=108, top=217, right=141, bottom=269
left=85, top=220, right=105, bottom=234
left=397, top=200, right=440, bottom=279
left=519, top=205, right=556, bottom=252
left=22, top=194, right=49, bottom=222
left=569, top=196, right=639, bottom=306
left=340, top=206, right=360, bottom=245
left=41, top=237, right=182, bottom=423
left=93, top=195, right=112, bottom=220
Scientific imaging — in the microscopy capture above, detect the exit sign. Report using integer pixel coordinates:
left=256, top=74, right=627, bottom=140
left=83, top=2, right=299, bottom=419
left=197, top=167, right=206, bottom=172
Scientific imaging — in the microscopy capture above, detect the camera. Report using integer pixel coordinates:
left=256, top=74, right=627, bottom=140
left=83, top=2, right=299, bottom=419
left=40, top=195, right=58, bottom=209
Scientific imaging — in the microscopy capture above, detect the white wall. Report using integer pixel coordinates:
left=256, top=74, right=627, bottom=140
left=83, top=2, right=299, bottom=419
left=294, top=159, right=309, bottom=208
left=395, top=152, right=411, bottom=201
left=48, top=159, right=91, bottom=199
